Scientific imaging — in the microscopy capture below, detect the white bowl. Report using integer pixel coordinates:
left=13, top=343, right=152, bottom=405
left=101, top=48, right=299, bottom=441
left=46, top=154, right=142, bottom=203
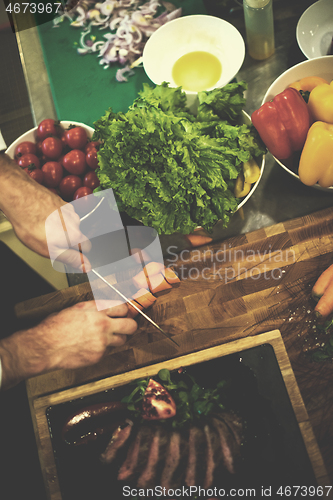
left=142, top=15, right=245, bottom=109
left=297, top=0, right=333, bottom=59
left=237, top=111, right=265, bottom=211
left=5, top=120, right=95, bottom=159
left=262, top=56, right=333, bottom=192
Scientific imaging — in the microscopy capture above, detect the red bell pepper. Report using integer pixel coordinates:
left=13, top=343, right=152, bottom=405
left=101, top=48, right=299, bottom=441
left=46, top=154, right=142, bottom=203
left=251, top=87, right=310, bottom=160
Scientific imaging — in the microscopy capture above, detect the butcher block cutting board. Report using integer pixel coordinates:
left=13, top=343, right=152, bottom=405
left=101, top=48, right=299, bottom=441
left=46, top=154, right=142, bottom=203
left=15, top=205, right=333, bottom=481
left=25, top=331, right=332, bottom=500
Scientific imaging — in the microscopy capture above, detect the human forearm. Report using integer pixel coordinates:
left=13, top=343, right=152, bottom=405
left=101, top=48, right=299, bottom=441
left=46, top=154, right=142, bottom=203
left=0, top=152, right=32, bottom=206
left=0, top=153, right=49, bottom=223
left=0, top=301, right=137, bottom=391
left=0, top=153, right=65, bottom=256
left=0, top=154, right=91, bottom=269
left=0, top=329, right=47, bottom=390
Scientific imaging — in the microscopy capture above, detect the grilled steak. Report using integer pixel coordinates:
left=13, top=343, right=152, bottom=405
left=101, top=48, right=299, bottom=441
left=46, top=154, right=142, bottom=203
left=168, top=426, right=190, bottom=488
left=101, top=410, right=243, bottom=489
left=117, top=426, right=143, bottom=481
left=100, top=422, right=133, bottom=464
left=117, top=424, right=154, bottom=482
left=137, top=427, right=162, bottom=488
left=185, top=426, right=206, bottom=486
left=160, top=432, right=181, bottom=489
left=203, top=424, right=216, bottom=488
left=219, top=411, right=243, bottom=447
left=210, top=416, right=237, bottom=474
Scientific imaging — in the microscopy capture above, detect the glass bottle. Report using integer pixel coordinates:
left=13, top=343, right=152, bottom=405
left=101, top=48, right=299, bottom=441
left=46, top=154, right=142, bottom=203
left=243, top=0, right=275, bottom=60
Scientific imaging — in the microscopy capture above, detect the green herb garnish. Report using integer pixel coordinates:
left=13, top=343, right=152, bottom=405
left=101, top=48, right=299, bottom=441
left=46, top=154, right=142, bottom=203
left=311, top=317, right=333, bottom=362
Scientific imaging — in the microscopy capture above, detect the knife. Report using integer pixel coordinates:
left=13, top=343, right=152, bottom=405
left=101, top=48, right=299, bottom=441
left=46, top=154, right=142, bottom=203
left=90, top=269, right=179, bottom=347
left=60, top=205, right=179, bottom=347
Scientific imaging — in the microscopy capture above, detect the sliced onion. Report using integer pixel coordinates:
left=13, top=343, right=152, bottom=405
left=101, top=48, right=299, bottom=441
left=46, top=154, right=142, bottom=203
left=54, top=0, right=182, bottom=81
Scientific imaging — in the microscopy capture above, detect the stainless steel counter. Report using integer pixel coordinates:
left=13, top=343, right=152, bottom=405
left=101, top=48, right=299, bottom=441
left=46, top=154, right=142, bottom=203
left=15, top=0, right=333, bottom=268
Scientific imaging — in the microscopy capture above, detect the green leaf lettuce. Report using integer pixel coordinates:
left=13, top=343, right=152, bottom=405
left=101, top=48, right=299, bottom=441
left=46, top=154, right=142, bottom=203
left=93, top=81, right=265, bottom=235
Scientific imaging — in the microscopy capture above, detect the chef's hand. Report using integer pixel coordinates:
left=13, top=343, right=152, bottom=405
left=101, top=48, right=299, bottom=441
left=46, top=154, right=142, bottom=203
left=0, top=301, right=137, bottom=390
left=0, top=153, right=91, bottom=271
left=312, top=263, right=333, bottom=319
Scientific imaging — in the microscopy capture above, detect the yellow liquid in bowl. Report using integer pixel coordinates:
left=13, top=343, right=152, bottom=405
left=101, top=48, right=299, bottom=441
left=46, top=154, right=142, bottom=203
left=172, top=51, right=222, bottom=92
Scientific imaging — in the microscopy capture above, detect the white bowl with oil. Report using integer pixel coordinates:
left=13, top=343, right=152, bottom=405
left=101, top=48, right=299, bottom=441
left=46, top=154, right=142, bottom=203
left=142, top=15, right=245, bottom=107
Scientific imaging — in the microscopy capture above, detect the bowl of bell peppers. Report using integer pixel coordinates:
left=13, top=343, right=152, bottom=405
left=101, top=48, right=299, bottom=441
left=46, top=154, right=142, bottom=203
left=251, top=55, right=333, bottom=191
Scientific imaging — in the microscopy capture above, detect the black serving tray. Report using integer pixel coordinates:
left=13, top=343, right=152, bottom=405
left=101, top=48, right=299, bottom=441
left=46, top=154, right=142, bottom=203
left=46, top=344, right=317, bottom=500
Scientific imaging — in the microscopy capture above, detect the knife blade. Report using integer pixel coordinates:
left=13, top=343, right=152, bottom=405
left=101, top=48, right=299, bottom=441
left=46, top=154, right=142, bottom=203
left=90, top=269, right=179, bottom=347
left=74, top=205, right=178, bottom=347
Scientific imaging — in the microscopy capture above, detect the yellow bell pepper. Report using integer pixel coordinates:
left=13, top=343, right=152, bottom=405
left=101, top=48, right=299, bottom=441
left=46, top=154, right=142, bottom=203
left=288, top=76, right=329, bottom=92
left=308, top=80, right=333, bottom=123
left=234, top=172, right=251, bottom=197
left=298, top=121, right=333, bottom=188
left=243, top=158, right=261, bottom=184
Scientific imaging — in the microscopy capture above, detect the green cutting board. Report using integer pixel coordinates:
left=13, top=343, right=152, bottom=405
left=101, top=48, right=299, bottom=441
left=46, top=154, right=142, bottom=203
left=37, top=1, right=207, bottom=127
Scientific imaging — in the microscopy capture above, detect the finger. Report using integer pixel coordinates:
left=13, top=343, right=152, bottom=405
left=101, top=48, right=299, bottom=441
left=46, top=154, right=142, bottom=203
left=106, top=303, right=129, bottom=318
left=79, top=238, right=92, bottom=254
left=108, top=317, right=138, bottom=339
left=107, top=334, right=128, bottom=347
left=59, top=248, right=92, bottom=272
left=94, top=300, right=127, bottom=313
left=315, top=279, right=333, bottom=319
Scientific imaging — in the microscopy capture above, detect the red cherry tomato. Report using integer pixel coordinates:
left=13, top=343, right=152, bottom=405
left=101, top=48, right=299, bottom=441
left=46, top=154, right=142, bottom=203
left=84, top=141, right=100, bottom=154
left=59, top=175, right=82, bottom=201
left=24, top=166, right=44, bottom=185
left=86, top=148, right=99, bottom=170
left=16, top=153, right=40, bottom=169
left=42, top=161, right=63, bottom=188
left=83, top=171, right=100, bottom=190
left=58, top=154, right=65, bottom=166
left=37, top=119, right=63, bottom=141
left=60, top=132, right=70, bottom=154
left=62, top=149, right=87, bottom=175
left=64, top=126, right=88, bottom=150
left=74, top=186, right=93, bottom=200
left=42, top=137, right=63, bottom=160
left=73, top=186, right=96, bottom=214
left=14, top=141, right=37, bottom=159
left=35, top=140, right=44, bottom=157
left=38, top=154, right=49, bottom=166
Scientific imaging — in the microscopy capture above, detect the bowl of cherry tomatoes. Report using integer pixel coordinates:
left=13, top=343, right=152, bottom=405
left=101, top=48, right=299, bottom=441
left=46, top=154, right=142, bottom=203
left=5, top=119, right=101, bottom=202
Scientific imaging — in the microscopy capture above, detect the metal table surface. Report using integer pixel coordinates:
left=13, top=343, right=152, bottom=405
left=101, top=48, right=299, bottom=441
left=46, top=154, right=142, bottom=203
left=15, top=0, right=333, bottom=268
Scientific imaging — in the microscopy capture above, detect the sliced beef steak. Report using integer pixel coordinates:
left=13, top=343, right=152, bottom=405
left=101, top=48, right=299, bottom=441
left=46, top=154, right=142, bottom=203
left=136, top=426, right=165, bottom=487
left=219, top=411, right=243, bottom=447
left=168, top=427, right=190, bottom=488
left=185, top=425, right=206, bottom=486
left=100, top=422, right=133, bottom=464
left=160, top=432, right=181, bottom=489
left=203, top=424, right=217, bottom=488
left=117, top=424, right=154, bottom=482
left=117, top=426, right=143, bottom=481
left=209, top=413, right=243, bottom=475
left=102, top=411, right=243, bottom=490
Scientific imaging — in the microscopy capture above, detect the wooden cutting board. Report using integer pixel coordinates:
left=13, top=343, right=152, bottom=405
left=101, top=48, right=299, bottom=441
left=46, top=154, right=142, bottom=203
left=26, top=331, right=332, bottom=499
left=15, top=205, right=333, bottom=480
